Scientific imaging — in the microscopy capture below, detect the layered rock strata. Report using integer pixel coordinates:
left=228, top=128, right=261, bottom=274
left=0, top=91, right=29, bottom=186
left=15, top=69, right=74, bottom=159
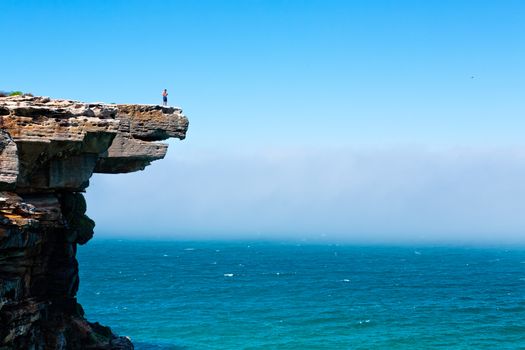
left=0, top=96, right=188, bottom=349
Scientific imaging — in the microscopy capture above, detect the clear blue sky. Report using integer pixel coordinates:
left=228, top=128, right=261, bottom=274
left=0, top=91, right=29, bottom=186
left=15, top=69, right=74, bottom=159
left=2, top=1, right=525, bottom=243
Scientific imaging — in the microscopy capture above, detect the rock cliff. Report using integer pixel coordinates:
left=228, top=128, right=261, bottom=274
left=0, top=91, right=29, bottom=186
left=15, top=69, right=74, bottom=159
left=0, top=96, right=188, bottom=349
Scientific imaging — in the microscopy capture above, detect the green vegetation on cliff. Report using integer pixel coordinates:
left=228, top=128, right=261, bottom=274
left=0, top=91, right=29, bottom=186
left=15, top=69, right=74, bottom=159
left=0, top=90, right=33, bottom=97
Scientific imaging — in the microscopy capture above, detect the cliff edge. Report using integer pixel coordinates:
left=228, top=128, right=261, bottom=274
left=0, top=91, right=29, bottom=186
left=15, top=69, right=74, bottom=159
left=0, top=96, right=188, bottom=349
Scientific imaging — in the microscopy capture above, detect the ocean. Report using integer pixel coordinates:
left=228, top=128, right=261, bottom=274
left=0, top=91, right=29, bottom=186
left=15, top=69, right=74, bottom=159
left=77, top=240, right=525, bottom=349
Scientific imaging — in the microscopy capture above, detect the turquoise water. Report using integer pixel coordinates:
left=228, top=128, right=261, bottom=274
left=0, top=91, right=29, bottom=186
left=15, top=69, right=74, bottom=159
left=77, top=240, right=525, bottom=349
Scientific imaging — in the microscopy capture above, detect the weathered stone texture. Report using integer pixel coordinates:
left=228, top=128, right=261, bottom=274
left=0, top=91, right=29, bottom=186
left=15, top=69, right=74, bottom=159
left=0, top=131, right=18, bottom=190
left=0, top=96, right=188, bottom=349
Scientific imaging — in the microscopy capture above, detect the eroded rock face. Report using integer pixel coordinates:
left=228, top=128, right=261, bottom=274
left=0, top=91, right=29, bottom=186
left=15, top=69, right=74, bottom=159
left=0, top=96, right=188, bottom=349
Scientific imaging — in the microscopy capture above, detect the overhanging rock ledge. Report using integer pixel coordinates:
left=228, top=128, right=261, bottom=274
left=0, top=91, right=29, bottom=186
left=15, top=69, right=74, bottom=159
left=0, top=95, right=188, bottom=349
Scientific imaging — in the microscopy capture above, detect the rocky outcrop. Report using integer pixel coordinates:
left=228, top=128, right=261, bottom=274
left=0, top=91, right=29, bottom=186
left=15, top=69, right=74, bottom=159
left=0, top=96, right=188, bottom=349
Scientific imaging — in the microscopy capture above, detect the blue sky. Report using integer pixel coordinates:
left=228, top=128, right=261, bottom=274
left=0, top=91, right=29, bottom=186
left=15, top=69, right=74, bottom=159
left=2, top=1, right=525, bottom=243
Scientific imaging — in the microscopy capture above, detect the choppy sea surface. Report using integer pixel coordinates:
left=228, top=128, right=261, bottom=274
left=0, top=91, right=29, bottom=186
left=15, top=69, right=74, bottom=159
left=77, top=240, right=525, bottom=349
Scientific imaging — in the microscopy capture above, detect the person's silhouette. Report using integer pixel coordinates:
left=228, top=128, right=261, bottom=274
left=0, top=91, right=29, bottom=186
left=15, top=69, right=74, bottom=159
left=162, top=89, right=168, bottom=106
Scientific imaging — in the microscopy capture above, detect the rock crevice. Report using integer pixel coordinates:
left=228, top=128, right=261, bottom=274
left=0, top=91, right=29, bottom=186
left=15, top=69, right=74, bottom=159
left=0, top=96, right=188, bottom=349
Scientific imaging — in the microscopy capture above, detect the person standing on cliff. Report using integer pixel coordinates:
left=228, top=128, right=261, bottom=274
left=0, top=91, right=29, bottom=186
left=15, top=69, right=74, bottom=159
left=162, top=89, right=168, bottom=106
